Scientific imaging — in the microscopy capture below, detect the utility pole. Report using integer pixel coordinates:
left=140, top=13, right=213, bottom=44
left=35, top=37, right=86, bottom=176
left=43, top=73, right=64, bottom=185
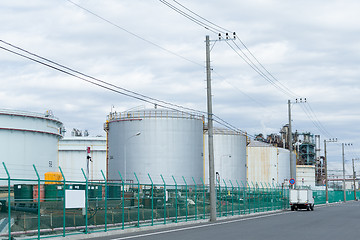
left=288, top=100, right=294, bottom=182
left=353, top=159, right=356, bottom=201
left=288, top=98, right=307, bottom=185
left=352, top=158, right=359, bottom=201
left=324, top=138, right=337, bottom=204
left=324, top=140, right=328, bottom=204
left=206, top=35, right=216, bottom=222
left=342, top=143, right=346, bottom=202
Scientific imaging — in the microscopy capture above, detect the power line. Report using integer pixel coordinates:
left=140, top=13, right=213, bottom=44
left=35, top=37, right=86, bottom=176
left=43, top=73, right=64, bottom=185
left=0, top=39, right=206, bottom=116
left=224, top=38, right=295, bottom=98
left=0, top=39, right=250, bottom=134
left=160, top=0, right=298, bottom=99
left=66, top=0, right=203, bottom=67
left=159, top=0, right=336, bottom=139
left=159, top=0, right=220, bottom=34
left=66, top=0, right=301, bottom=136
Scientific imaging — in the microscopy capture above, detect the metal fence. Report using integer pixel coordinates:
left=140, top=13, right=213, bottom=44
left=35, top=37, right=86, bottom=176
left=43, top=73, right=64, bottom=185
left=0, top=163, right=358, bottom=239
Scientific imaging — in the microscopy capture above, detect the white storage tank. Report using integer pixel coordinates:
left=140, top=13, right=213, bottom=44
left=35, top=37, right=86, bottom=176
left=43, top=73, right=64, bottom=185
left=247, top=141, right=296, bottom=186
left=0, top=109, right=64, bottom=180
left=58, top=136, right=106, bottom=181
left=106, top=109, right=204, bottom=184
left=204, top=128, right=247, bottom=186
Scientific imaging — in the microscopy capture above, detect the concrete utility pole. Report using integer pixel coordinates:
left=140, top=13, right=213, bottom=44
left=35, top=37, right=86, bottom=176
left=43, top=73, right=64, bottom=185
left=342, top=143, right=346, bottom=202
left=324, top=140, right=328, bottom=203
left=206, top=35, right=216, bottom=222
left=288, top=100, right=295, bottom=182
left=352, top=158, right=359, bottom=201
left=352, top=159, right=357, bottom=200
left=324, top=138, right=337, bottom=204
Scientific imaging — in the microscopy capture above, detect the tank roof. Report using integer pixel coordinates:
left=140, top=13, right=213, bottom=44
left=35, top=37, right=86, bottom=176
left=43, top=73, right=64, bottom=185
left=107, top=109, right=204, bottom=122
left=0, top=108, right=61, bottom=123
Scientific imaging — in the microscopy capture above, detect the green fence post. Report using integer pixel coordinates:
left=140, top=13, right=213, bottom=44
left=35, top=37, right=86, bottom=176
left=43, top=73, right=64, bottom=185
left=101, top=170, right=107, bottom=231
left=2, top=162, right=11, bottom=240
left=148, top=174, right=154, bottom=226
left=260, top=182, right=264, bottom=212
left=200, top=178, right=205, bottom=219
left=229, top=180, right=234, bottom=216
left=216, top=178, right=221, bottom=217
left=59, top=167, right=66, bottom=237
left=160, top=174, right=166, bottom=224
left=134, top=173, right=140, bottom=227
left=172, top=176, right=178, bottom=223
left=241, top=181, right=250, bottom=214
left=81, top=168, right=88, bottom=234
left=192, top=177, right=197, bottom=220
left=222, top=179, right=228, bottom=216
left=118, top=171, right=125, bottom=230
left=251, top=182, right=256, bottom=213
left=272, top=183, right=276, bottom=210
left=236, top=180, right=241, bottom=215
left=265, top=183, right=270, bottom=211
left=33, top=165, right=41, bottom=240
left=182, top=176, right=188, bottom=221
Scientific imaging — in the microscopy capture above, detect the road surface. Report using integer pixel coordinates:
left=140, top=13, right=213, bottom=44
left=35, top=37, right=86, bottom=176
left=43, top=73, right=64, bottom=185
left=75, top=201, right=360, bottom=240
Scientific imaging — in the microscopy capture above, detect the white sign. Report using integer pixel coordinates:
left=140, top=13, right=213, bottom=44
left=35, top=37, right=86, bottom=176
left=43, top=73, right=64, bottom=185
left=65, top=190, right=85, bottom=209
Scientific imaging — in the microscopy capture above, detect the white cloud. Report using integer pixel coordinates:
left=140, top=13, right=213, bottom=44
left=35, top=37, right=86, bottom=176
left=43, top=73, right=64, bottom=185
left=1, top=0, right=360, bottom=167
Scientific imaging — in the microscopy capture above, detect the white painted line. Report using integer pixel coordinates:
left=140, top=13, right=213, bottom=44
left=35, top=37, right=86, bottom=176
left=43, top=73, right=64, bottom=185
left=111, top=211, right=292, bottom=240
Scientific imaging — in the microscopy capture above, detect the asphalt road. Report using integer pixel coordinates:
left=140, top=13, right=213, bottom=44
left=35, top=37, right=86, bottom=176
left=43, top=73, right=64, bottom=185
left=83, top=201, right=360, bottom=240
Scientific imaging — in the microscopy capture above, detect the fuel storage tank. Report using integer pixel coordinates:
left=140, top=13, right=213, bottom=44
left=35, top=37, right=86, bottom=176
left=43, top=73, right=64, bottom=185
left=204, top=128, right=247, bottom=185
left=247, top=141, right=296, bottom=185
left=0, top=109, right=64, bottom=180
left=106, top=109, right=204, bottom=184
left=58, top=136, right=106, bottom=181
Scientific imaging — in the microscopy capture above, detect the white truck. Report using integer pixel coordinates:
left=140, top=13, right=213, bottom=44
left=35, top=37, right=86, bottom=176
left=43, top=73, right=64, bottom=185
left=289, top=189, right=314, bottom=211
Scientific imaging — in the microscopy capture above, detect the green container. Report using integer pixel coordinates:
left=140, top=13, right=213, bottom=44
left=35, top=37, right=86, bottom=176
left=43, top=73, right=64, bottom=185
left=107, top=185, right=121, bottom=200
left=14, top=184, right=33, bottom=202
left=44, top=184, right=64, bottom=201
left=88, top=185, right=102, bottom=200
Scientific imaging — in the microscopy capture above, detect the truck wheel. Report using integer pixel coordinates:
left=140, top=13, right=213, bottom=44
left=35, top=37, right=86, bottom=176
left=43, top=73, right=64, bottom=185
left=291, top=206, right=294, bottom=211
left=307, top=205, right=310, bottom=211
left=310, top=205, right=314, bottom=211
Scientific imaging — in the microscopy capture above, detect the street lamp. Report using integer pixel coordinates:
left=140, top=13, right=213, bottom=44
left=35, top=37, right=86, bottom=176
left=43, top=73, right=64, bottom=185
left=124, top=132, right=141, bottom=182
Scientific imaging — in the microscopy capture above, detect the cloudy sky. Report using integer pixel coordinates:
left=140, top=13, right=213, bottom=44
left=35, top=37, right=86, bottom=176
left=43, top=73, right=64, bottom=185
left=1, top=0, right=360, bottom=174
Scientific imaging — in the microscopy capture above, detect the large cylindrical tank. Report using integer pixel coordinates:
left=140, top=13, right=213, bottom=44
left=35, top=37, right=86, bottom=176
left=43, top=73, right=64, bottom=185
left=0, top=109, right=64, bottom=180
left=106, top=109, right=204, bottom=184
left=204, top=128, right=247, bottom=186
left=277, top=147, right=295, bottom=185
left=247, top=141, right=296, bottom=185
left=58, top=136, right=106, bottom=181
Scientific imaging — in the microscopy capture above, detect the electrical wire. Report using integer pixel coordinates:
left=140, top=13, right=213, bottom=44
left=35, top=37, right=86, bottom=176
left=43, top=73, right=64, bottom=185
left=66, top=0, right=303, bottom=138
left=0, top=40, right=250, bottom=134
left=159, top=0, right=220, bottom=34
left=66, top=0, right=203, bottom=67
left=0, top=39, right=206, bottom=116
left=159, top=0, right=338, bottom=139
left=160, top=0, right=298, bottom=99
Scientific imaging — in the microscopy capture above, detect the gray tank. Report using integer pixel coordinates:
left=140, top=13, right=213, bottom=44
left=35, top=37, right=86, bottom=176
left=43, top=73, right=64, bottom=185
left=204, top=128, right=247, bottom=186
left=106, top=109, right=204, bottom=184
